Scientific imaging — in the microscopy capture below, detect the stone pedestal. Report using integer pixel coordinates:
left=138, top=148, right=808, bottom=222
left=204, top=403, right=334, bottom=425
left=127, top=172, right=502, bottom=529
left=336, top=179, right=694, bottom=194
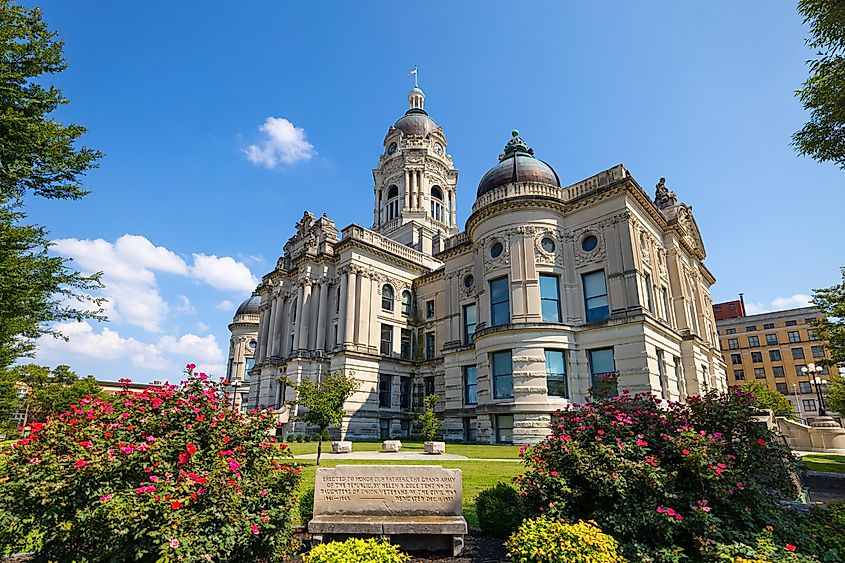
left=424, top=441, right=446, bottom=455
left=332, top=441, right=352, bottom=454
left=382, top=440, right=402, bottom=452
left=809, top=416, right=845, bottom=452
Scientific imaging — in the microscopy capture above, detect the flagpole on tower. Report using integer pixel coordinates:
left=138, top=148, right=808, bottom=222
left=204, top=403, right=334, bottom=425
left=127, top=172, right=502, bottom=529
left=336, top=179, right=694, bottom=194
left=414, top=65, right=418, bottom=88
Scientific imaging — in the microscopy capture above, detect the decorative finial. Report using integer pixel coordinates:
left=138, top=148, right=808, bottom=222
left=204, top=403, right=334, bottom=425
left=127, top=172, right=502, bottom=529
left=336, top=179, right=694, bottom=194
left=500, top=130, right=534, bottom=161
left=512, top=130, right=519, bottom=138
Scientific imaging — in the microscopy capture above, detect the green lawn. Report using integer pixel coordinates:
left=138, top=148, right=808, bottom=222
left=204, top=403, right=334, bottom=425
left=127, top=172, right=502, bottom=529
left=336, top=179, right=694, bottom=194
left=284, top=439, right=523, bottom=460
left=801, top=453, right=845, bottom=473
left=292, top=458, right=524, bottom=530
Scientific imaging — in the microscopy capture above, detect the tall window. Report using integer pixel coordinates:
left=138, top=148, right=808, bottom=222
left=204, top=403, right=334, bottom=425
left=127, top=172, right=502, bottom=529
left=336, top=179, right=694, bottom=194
left=379, top=376, right=392, bottom=408
left=588, top=347, right=616, bottom=395
left=424, top=377, right=435, bottom=396
left=492, top=350, right=513, bottom=400
left=582, top=270, right=609, bottom=322
left=463, top=418, right=477, bottom=442
left=463, top=366, right=478, bottom=405
left=657, top=348, right=669, bottom=400
left=540, top=273, right=562, bottom=322
left=425, top=332, right=435, bottom=360
left=644, top=273, right=654, bottom=313
left=661, top=287, right=671, bottom=322
left=430, top=186, right=445, bottom=223
left=400, top=290, right=413, bottom=317
left=385, top=185, right=399, bottom=221
left=463, top=304, right=477, bottom=344
left=382, top=284, right=394, bottom=311
left=490, top=277, right=510, bottom=326
left=400, top=328, right=412, bottom=360
left=400, top=377, right=412, bottom=410
left=544, top=350, right=567, bottom=398
left=380, top=324, right=393, bottom=356
left=495, top=415, right=514, bottom=444
left=425, top=299, right=435, bottom=318
left=379, top=419, right=390, bottom=440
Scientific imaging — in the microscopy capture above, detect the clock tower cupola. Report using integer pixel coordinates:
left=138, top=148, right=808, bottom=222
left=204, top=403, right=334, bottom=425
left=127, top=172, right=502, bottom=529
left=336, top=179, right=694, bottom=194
left=372, top=85, right=458, bottom=255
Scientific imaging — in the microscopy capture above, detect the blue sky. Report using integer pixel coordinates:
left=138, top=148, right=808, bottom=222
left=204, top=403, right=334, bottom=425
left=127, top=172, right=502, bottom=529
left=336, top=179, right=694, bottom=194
left=23, top=1, right=844, bottom=382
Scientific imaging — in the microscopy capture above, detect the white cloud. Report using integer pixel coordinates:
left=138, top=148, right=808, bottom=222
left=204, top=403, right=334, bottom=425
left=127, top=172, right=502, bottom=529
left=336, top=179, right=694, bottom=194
left=244, top=116, right=315, bottom=168
left=173, top=295, right=196, bottom=316
left=190, top=254, right=257, bottom=293
left=195, top=321, right=210, bottom=332
left=157, top=333, right=223, bottom=364
left=745, top=293, right=813, bottom=315
left=216, top=299, right=235, bottom=311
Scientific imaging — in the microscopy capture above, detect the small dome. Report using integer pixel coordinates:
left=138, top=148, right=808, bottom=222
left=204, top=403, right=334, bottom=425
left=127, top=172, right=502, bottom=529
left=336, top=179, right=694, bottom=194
left=393, top=109, right=440, bottom=137
left=477, top=131, right=560, bottom=198
left=234, top=295, right=260, bottom=317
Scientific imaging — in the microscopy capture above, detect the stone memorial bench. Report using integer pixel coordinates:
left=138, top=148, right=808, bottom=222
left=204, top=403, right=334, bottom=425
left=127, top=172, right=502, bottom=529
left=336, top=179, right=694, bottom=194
left=308, top=465, right=467, bottom=556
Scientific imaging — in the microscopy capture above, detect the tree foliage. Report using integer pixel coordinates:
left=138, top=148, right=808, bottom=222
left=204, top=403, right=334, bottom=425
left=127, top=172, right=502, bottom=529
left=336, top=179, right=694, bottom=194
left=417, top=393, right=442, bottom=442
left=0, top=1, right=105, bottom=370
left=285, top=371, right=359, bottom=465
left=794, top=0, right=845, bottom=168
left=812, top=267, right=845, bottom=366
left=13, top=363, right=106, bottom=423
left=745, top=381, right=798, bottom=419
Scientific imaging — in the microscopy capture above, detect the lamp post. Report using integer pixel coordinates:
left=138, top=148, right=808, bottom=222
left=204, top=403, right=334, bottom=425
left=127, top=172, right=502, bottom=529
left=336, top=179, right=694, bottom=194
left=230, top=380, right=241, bottom=410
left=791, top=383, right=803, bottom=423
left=801, top=363, right=827, bottom=416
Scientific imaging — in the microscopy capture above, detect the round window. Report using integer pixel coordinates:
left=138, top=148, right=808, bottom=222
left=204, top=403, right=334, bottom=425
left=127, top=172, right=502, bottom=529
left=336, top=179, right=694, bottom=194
left=490, top=241, right=504, bottom=258
left=464, top=274, right=475, bottom=288
left=541, top=237, right=556, bottom=253
left=581, top=235, right=598, bottom=252
left=248, top=339, right=257, bottom=349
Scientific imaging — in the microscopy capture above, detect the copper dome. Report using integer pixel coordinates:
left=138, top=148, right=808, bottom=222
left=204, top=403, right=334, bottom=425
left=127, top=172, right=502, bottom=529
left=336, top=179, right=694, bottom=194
left=393, top=108, right=440, bottom=137
left=476, top=131, right=559, bottom=198
left=234, top=295, right=260, bottom=317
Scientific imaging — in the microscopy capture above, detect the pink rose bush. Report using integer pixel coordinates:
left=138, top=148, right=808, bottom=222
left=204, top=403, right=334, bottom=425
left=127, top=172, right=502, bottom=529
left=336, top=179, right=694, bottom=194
left=517, top=387, right=803, bottom=560
left=0, top=365, right=300, bottom=562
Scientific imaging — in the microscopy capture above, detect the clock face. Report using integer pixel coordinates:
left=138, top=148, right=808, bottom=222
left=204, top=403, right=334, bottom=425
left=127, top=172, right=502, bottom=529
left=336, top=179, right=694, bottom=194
left=387, top=142, right=397, bottom=155
left=433, top=142, right=443, bottom=154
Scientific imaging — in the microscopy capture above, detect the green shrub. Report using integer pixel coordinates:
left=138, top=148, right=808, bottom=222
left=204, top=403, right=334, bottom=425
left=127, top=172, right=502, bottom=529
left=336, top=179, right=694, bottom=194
left=321, top=429, right=331, bottom=441
left=770, top=503, right=845, bottom=561
left=505, top=517, right=627, bottom=563
left=476, top=482, right=524, bottom=537
left=705, top=528, right=821, bottom=562
left=304, top=537, right=410, bottom=563
left=299, top=486, right=315, bottom=526
left=517, top=388, right=803, bottom=559
left=296, top=433, right=304, bottom=443
left=0, top=366, right=301, bottom=562
left=305, top=433, right=312, bottom=442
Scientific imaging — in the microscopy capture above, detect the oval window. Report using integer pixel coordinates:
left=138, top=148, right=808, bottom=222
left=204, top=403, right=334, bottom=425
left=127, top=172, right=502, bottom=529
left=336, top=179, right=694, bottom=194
left=541, top=237, right=556, bottom=253
left=490, top=242, right=504, bottom=258
left=582, top=235, right=598, bottom=252
left=464, top=274, right=475, bottom=288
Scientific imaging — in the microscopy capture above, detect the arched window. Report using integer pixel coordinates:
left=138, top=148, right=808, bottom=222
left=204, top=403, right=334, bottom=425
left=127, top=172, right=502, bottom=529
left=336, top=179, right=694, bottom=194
left=382, top=284, right=395, bottom=311
left=430, top=185, right=445, bottom=223
left=385, top=185, right=400, bottom=222
left=401, top=290, right=413, bottom=317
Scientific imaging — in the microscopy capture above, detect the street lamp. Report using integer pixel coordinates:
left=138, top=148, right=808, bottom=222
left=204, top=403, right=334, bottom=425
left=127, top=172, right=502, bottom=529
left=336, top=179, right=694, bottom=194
left=801, top=363, right=828, bottom=417
left=791, top=383, right=803, bottom=423
left=230, top=380, right=241, bottom=410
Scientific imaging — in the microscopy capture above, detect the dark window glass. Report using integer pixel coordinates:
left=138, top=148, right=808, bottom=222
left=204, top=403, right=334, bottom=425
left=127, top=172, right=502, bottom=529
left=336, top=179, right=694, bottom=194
left=425, top=299, right=435, bottom=318
left=400, top=328, right=412, bottom=360
left=766, top=334, right=778, bottom=345
left=812, top=345, right=825, bottom=358
left=492, top=350, right=513, bottom=400
left=796, top=364, right=807, bottom=376
left=748, top=336, right=760, bottom=347
left=400, top=419, right=410, bottom=437
left=726, top=328, right=737, bottom=334
left=583, top=270, right=609, bottom=322
left=463, top=366, right=478, bottom=405
left=733, top=369, right=745, bottom=380
left=746, top=325, right=757, bottom=332
left=380, top=324, right=393, bottom=356
left=773, top=366, right=785, bottom=378
left=803, top=399, right=816, bottom=411
left=751, top=351, right=763, bottom=363
left=589, top=348, right=617, bottom=396
left=463, top=304, right=477, bottom=344
left=582, top=235, right=598, bottom=252
left=728, top=338, right=739, bottom=349
left=379, top=418, right=390, bottom=440
left=754, top=367, right=766, bottom=379
left=644, top=273, right=654, bottom=313
left=400, top=377, right=412, bottom=410
left=792, top=347, right=805, bottom=360
left=495, top=415, right=514, bottom=444
left=545, top=350, right=567, bottom=397
left=382, top=285, right=394, bottom=311
left=425, top=332, right=435, bottom=360
left=763, top=323, right=775, bottom=329
left=776, top=383, right=788, bottom=394
left=490, top=242, right=504, bottom=258
left=785, top=320, right=797, bottom=327
left=424, top=377, right=435, bottom=396
left=769, top=349, right=781, bottom=362
left=463, top=418, right=477, bottom=442
left=490, top=277, right=510, bottom=326
left=401, top=290, right=413, bottom=317
left=799, top=381, right=812, bottom=394
left=379, top=376, right=392, bottom=408
left=540, top=274, right=562, bottom=322
left=731, top=353, right=742, bottom=365
left=788, top=331, right=801, bottom=343
left=464, top=274, right=474, bottom=288
left=661, top=287, right=671, bottom=322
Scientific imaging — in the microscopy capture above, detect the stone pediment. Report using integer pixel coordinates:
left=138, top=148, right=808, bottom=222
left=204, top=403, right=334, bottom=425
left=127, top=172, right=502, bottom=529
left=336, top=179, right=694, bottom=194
left=282, top=211, right=339, bottom=262
left=662, top=204, right=705, bottom=259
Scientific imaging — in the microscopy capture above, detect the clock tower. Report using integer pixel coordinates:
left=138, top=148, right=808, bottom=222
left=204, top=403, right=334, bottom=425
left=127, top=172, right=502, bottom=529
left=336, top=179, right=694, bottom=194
left=372, top=86, right=458, bottom=255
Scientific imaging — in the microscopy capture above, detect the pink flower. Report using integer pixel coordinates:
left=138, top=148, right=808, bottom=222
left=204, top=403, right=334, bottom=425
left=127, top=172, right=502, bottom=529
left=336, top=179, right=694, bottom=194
left=169, top=538, right=180, bottom=549
left=75, top=459, right=87, bottom=468
left=550, top=471, right=558, bottom=477
left=260, top=489, right=268, bottom=496
left=150, top=475, right=159, bottom=482
left=99, top=493, right=114, bottom=503
left=250, top=524, right=259, bottom=535
left=228, top=459, right=241, bottom=472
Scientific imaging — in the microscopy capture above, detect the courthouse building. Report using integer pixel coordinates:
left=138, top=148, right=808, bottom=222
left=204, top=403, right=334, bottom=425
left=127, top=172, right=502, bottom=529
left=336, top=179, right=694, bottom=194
left=230, top=85, right=727, bottom=444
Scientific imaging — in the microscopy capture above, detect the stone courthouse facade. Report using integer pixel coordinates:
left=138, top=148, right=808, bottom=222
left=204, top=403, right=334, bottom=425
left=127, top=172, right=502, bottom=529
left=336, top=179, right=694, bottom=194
left=235, top=86, right=727, bottom=444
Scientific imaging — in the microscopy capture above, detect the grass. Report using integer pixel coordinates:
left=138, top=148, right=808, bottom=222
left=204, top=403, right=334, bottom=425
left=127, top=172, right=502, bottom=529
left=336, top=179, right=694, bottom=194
left=801, top=453, right=845, bottom=473
left=283, top=439, right=523, bottom=460
left=290, top=457, right=524, bottom=530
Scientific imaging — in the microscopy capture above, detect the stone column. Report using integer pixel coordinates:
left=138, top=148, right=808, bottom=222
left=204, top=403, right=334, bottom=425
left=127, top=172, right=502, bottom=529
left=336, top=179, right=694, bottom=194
left=337, top=273, right=349, bottom=346
left=367, top=278, right=380, bottom=349
left=310, top=282, right=322, bottom=350
left=272, top=293, right=285, bottom=357
left=300, top=281, right=313, bottom=350
left=316, top=282, right=329, bottom=351
left=356, top=274, right=370, bottom=346
left=257, top=307, right=269, bottom=362
left=292, top=284, right=305, bottom=351
left=449, top=190, right=456, bottom=227
left=405, top=170, right=411, bottom=209
left=343, top=270, right=357, bottom=345
left=417, top=170, right=424, bottom=208
left=280, top=295, right=290, bottom=356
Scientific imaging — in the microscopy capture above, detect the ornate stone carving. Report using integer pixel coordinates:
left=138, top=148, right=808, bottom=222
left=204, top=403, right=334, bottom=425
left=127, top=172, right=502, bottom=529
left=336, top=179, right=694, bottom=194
left=654, top=177, right=677, bottom=209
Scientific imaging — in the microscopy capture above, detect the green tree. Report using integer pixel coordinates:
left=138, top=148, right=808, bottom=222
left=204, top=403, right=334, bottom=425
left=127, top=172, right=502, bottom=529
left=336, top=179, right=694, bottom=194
left=745, top=381, right=798, bottom=419
left=812, top=267, right=845, bottom=366
left=285, top=371, right=360, bottom=465
left=417, top=393, right=442, bottom=442
left=826, top=375, right=845, bottom=417
left=793, top=0, right=845, bottom=168
left=0, top=1, right=105, bottom=370
left=0, top=369, right=20, bottom=432
left=12, top=363, right=105, bottom=422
